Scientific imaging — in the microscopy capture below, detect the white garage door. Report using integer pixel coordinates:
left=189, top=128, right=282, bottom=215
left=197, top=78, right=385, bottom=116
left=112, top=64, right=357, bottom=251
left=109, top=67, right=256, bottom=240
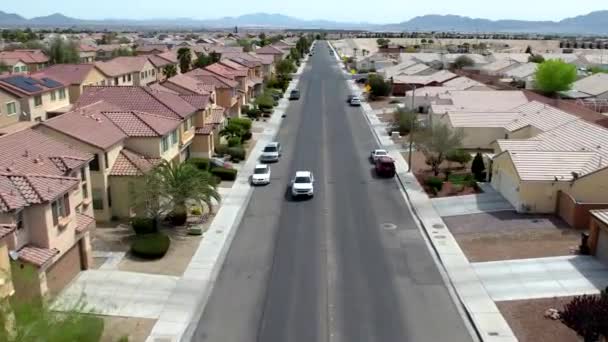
left=492, top=171, right=521, bottom=211
left=596, top=230, right=608, bottom=265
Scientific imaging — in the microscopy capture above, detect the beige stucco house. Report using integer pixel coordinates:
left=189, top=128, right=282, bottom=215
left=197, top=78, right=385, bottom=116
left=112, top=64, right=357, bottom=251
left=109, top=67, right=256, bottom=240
left=31, top=64, right=108, bottom=104
left=0, top=129, right=95, bottom=300
left=0, top=50, right=49, bottom=73
left=184, top=69, right=241, bottom=117
left=0, top=89, right=22, bottom=129
left=96, top=56, right=158, bottom=86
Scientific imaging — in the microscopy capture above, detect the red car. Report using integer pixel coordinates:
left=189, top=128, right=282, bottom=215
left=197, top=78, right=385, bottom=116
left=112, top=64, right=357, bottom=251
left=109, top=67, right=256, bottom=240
left=375, top=156, right=396, bottom=177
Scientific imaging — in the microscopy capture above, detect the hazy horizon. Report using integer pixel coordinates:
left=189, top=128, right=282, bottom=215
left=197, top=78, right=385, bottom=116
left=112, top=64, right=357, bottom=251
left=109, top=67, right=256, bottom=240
left=2, top=1, right=607, bottom=24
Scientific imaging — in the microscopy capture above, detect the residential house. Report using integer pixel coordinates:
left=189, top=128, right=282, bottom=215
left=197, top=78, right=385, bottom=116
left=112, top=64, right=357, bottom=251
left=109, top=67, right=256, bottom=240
left=77, top=44, right=97, bottom=63
left=571, top=73, right=608, bottom=100
left=222, top=52, right=273, bottom=79
left=589, top=210, right=608, bottom=265
left=401, top=76, right=490, bottom=113
left=185, top=68, right=241, bottom=117
left=0, top=87, right=22, bottom=129
left=392, top=70, right=458, bottom=96
left=355, top=54, right=396, bottom=72
left=205, top=62, right=249, bottom=104
left=0, top=129, right=95, bottom=299
left=94, top=44, right=124, bottom=61
left=0, top=50, right=49, bottom=73
left=136, top=44, right=169, bottom=56
left=220, top=59, right=262, bottom=97
left=0, top=74, right=70, bottom=123
left=0, top=224, right=15, bottom=300
left=36, top=101, right=181, bottom=221
left=30, top=64, right=107, bottom=104
left=96, top=56, right=158, bottom=86
left=254, top=45, right=287, bottom=63
left=480, top=59, right=522, bottom=76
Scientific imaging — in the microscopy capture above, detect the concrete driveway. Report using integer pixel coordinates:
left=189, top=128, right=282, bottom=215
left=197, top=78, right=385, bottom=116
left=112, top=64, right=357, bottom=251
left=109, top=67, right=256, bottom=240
left=472, top=255, right=608, bottom=301
left=432, top=183, right=513, bottom=217
left=53, top=270, right=178, bottom=319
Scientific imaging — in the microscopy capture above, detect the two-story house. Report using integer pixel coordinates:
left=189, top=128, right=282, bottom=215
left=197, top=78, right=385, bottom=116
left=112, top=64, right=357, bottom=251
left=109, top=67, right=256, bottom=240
left=220, top=58, right=263, bottom=97
left=36, top=101, right=181, bottom=221
left=254, top=45, right=288, bottom=63
left=136, top=44, right=169, bottom=56
left=0, top=50, right=49, bottom=73
left=0, top=129, right=95, bottom=300
left=0, top=224, right=16, bottom=301
left=95, top=44, right=124, bottom=61
left=205, top=63, right=250, bottom=104
left=77, top=44, right=97, bottom=63
left=0, top=75, right=70, bottom=123
left=95, top=56, right=158, bottom=86
left=184, top=68, right=241, bottom=117
left=0, top=87, right=22, bottom=129
left=30, top=64, right=108, bottom=104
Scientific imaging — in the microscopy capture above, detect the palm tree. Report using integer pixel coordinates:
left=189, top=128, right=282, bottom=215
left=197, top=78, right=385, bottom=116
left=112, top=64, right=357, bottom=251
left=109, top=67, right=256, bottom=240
left=163, top=64, right=177, bottom=78
left=139, top=162, right=220, bottom=225
left=177, top=47, right=192, bottom=73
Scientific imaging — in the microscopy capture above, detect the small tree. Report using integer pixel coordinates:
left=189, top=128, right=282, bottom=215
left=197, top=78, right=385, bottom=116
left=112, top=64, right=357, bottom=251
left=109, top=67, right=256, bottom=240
left=376, top=38, right=390, bottom=47
left=560, top=294, right=608, bottom=342
left=177, top=47, right=192, bottom=73
left=45, top=37, right=80, bottom=64
left=220, top=122, right=246, bottom=140
left=0, top=61, right=9, bottom=73
left=163, top=64, right=177, bottom=78
left=416, top=122, right=464, bottom=176
left=393, top=108, right=419, bottom=135
left=276, top=59, right=296, bottom=76
left=194, top=53, right=214, bottom=68
left=534, top=59, right=577, bottom=95
left=111, top=47, right=133, bottom=57
left=471, top=152, right=485, bottom=181
left=525, top=45, right=533, bottom=54
left=367, top=74, right=391, bottom=99
left=236, top=39, right=253, bottom=52
left=528, top=54, right=545, bottom=63
left=452, top=55, right=475, bottom=69
left=446, top=149, right=472, bottom=168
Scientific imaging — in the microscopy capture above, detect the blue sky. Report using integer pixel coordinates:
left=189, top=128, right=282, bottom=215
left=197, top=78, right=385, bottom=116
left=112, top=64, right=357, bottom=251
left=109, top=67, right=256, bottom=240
left=3, top=1, right=607, bottom=23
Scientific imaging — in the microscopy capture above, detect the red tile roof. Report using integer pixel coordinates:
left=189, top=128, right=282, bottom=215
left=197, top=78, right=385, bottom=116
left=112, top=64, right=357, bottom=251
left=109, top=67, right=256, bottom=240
left=180, top=94, right=211, bottom=110
left=195, top=125, right=213, bottom=135
left=136, top=44, right=169, bottom=53
left=0, top=173, right=80, bottom=212
left=0, top=224, right=16, bottom=240
left=17, top=245, right=59, bottom=268
left=31, top=64, right=97, bottom=85
left=0, top=74, right=66, bottom=97
left=76, top=86, right=197, bottom=119
left=75, top=213, right=96, bottom=234
left=147, top=54, right=173, bottom=68
left=95, top=56, right=151, bottom=76
left=0, top=49, right=49, bottom=64
left=155, top=51, right=178, bottom=63
left=215, top=61, right=248, bottom=77
left=78, top=44, right=97, bottom=52
left=184, top=69, right=239, bottom=89
left=205, top=63, right=246, bottom=79
left=42, top=101, right=181, bottom=149
left=110, top=149, right=162, bottom=176
left=149, top=83, right=179, bottom=94
left=251, top=53, right=274, bottom=65
left=165, top=74, right=215, bottom=95
left=209, top=108, right=226, bottom=125
left=254, top=45, right=284, bottom=55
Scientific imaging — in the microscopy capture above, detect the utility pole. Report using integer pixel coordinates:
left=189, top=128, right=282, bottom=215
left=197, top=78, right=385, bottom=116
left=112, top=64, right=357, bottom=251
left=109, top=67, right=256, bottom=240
left=407, top=84, right=416, bottom=172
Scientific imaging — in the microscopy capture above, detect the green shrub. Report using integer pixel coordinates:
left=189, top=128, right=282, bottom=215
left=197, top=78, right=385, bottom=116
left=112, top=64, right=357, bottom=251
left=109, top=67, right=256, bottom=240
left=188, top=157, right=211, bottom=171
left=241, top=105, right=250, bottom=115
left=228, top=136, right=242, bottom=147
left=211, top=167, right=238, bottom=181
left=117, top=336, right=129, bottom=342
left=130, top=233, right=171, bottom=259
left=446, top=149, right=472, bottom=167
left=131, top=217, right=157, bottom=235
left=255, top=94, right=274, bottom=110
left=215, top=144, right=230, bottom=156
left=425, top=176, right=443, bottom=193
left=190, top=207, right=202, bottom=215
left=242, top=131, right=252, bottom=141
left=230, top=117, right=252, bottom=130
left=227, top=146, right=245, bottom=160
left=246, top=107, right=261, bottom=119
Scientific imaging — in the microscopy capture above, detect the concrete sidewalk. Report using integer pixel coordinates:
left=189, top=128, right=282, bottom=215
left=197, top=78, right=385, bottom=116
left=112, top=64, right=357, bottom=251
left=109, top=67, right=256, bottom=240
left=431, top=184, right=514, bottom=217
left=145, top=58, right=310, bottom=342
left=348, top=79, right=517, bottom=341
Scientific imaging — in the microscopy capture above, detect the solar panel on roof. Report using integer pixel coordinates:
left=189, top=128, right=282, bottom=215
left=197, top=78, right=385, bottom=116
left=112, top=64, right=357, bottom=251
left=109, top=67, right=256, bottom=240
left=2, top=76, right=42, bottom=93
left=39, top=78, right=63, bottom=88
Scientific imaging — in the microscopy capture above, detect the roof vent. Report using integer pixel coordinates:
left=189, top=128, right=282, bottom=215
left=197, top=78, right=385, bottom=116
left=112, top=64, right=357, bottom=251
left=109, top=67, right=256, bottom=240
left=23, top=149, right=29, bottom=157
left=47, top=186, right=52, bottom=194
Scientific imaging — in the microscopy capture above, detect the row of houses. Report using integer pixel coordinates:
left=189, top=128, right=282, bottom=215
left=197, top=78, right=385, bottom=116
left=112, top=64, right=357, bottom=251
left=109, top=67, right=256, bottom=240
left=0, top=41, right=289, bottom=302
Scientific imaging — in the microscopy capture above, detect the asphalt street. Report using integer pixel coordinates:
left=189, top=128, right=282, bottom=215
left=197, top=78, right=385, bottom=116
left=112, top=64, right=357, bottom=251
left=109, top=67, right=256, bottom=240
left=192, top=41, right=474, bottom=342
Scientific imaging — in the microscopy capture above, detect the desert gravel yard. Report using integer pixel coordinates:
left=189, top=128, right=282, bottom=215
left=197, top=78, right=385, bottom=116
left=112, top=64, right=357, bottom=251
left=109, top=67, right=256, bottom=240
left=497, top=297, right=579, bottom=342
left=444, top=211, right=582, bottom=262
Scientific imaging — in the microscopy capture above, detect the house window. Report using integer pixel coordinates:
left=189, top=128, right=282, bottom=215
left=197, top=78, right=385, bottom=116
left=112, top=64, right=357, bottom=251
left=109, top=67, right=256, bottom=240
left=20, top=66, right=27, bottom=72
left=82, top=183, right=88, bottom=199
left=81, top=168, right=87, bottom=182
left=92, top=189, right=104, bottom=210
left=51, top=194, right=70, bottom=226
left=140, top=72, right=145, bottom=79
left=59, top=88, right=66, bottom=99
left=34, top=95, right=42, bottom=107
left=101, top=80, right=106, bottom=86
left=16, top=211, right=24, bottom=230
left=127, top=74, right=132, bottom=82
left=107, top=187, right=112, bottom=207
left=122, top=75, right=126, bottom=82
left=13, top=66, right=20, bottom=73
left=90, top=154, right=100, bottom=171
left=161, top=136, right=170, bottom=152
left=114, top=77, right=119, bottom=85
left=6, top=102, right=17, bottom=116
left=50, top=90, right=57, bottom=101
left=171, top=130, right=178, bottom=145
left=152, top=69, right=155, bottom=76
left=186, top=117, right=193, bottom=130
left=104, top=152, right=110, bottom=169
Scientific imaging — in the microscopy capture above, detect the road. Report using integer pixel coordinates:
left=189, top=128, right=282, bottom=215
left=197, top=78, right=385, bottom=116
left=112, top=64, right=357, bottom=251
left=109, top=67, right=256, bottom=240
left=192, top=41, right=474, bottom=342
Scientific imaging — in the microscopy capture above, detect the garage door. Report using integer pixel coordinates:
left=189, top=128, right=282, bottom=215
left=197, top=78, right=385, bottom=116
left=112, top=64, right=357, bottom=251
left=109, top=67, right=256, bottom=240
left=492, top=171, right=521, bottom=211
left=46, top=242, right=83, bottom=297
left=596, top=231, right=608, bottom=265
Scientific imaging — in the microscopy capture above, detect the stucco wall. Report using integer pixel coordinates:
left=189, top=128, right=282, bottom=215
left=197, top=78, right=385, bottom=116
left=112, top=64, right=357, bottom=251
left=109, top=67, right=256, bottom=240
left=22, top=88, right=70, bottom=122
left=124, top=137, right=162, bottom=158
left=572, top=167, right=608, bottom=203
left=109, top=176, right=141, bottom=219
left=0, top=90, right=21, bottom=128
left=506, top=125, right=543, bottom=140
left=0, top=242, right=14, bottom=298
left=192, top=134, right=213, bottom=158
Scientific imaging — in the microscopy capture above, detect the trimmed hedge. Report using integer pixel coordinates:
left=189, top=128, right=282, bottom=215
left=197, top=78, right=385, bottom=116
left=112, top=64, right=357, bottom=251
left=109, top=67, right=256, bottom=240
left=228, top=136, right=242, bottom=147
left=131, top=217, right=157, bottom=235
left=230, top=117, right=252, bottom=130
left=188, top=157, right=211, bottom=171
left=211, top=167, right=238, bottom=181
left=130, top=233, right=171, bottom=259
left=227, top=147, right=245, bottom=161
left=425, top=176, right=443, bottom=193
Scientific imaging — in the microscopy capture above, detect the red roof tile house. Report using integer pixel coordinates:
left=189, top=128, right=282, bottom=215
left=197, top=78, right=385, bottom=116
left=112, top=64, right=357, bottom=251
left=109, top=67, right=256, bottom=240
left=184, top=68, right=242, bottom=117
left=95, top=56, right=158, bottom=86
left=30, top=64, right=109, bottom=104
left=0, top=74, right=71, bottom=124
left=135, top=44, right=169, bottom=56
left=220, top=59, right=263, bottom=98
left=204, top=62, right=251, bottom=104
left=77, top=44, right=97, bottom=63
left=0, top=50, right=49, bottom=73
left=0, top=129, right=95, bottom=300
left=254, top=45, right=288, bottom=63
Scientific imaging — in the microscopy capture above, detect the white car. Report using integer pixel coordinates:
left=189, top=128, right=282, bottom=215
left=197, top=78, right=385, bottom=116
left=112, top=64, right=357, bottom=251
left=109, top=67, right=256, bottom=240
left=251, top=164, right=271, bottom=185
left=260, top=142, right=281, bottom=163
left=349, top=96, right=361, bottom=106
left=291, top=171, right=314, bottom=198
left=370, top=149, right=389, bottom=163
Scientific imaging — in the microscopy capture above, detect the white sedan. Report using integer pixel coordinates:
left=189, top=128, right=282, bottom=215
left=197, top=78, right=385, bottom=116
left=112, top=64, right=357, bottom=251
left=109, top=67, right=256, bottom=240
left=370, top=149, right=389, bottom=163
left=251, top=164, right=271, bottom=185
left=291, top=171, right=314, bottom=198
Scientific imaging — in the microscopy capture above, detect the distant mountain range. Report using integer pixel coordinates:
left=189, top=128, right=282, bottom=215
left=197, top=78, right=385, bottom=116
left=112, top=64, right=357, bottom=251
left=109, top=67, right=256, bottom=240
left=1, top=10, right=608, bottom=34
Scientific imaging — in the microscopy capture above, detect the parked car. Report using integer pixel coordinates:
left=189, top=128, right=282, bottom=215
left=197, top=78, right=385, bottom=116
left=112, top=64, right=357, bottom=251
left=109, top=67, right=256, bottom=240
left=210, top=156, right=233, bottom=169
left=375, top=156, right=396, bottom=178
left=349, top=96, right=361, bottom=106
left=289, top=89, right=300, bottom=100
left=260, top=142, right=282, bottom=162
left=370, top=149, right=389, bottom=163
left=251, top=164, right=271, bottom=185
left=291, top=171, right=315, bottom=198
left=347, top=95, right=355, bottom=103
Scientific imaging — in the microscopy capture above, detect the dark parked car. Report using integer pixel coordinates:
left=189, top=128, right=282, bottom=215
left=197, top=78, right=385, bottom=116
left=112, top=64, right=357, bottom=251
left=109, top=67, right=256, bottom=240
left=375, top=156, right=396, bottom=178
left=289, top=89, right=300, bottom=100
